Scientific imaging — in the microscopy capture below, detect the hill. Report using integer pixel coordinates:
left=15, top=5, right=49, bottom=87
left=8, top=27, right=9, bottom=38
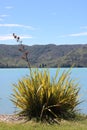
left=0, top=44, right=87, bottom=68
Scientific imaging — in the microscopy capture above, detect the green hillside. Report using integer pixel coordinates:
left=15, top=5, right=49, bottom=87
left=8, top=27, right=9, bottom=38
left=0, top=44, right=87, bottom=68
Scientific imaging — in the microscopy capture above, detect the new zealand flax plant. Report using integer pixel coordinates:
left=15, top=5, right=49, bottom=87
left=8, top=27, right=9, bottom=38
left=11, top=34, right=81, bottom=123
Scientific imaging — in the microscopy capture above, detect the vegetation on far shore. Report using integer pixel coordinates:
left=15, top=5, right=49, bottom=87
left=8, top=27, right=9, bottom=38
left=0, top=44, right=87, bottom=68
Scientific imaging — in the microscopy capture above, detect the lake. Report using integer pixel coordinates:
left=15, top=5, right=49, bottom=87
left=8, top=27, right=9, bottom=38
left=0, top=68, right=87, bottom=114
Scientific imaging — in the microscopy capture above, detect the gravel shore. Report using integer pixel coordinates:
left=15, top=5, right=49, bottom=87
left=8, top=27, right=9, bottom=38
left=0, top=114, right=26, bottom=123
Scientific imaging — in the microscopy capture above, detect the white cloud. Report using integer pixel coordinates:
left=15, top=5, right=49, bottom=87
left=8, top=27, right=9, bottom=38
left=0, top=15, right=9, bottom=22
left=0, top=18, right=3, bottom=21
left=0, top=15, right=9, bottom=17
left=5, top=6, right=13, bottom=9
left=69, top=32, right=87, bottom=37
left=61, top=32, right=87, bottom=37
left=0, top=34, right=32, bottom=41
left=0, top=24, right=34, bottom=30
left=0, top=35, right=12, bottom=41
left=80, top=26, right=87, bottom=29
left=21, top=35, right=32, bottom=39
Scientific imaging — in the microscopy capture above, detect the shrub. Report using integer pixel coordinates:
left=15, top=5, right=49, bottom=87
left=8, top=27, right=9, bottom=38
left=11, top=69, right=80, bottom=122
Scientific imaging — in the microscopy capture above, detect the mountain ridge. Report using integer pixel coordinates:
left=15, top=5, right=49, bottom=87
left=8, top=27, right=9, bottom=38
left=0, top=44, right=87, bottom=68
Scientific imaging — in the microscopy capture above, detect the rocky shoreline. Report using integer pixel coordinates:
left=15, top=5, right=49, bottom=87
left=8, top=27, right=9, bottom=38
left=0, top=114, right=26, bottom=123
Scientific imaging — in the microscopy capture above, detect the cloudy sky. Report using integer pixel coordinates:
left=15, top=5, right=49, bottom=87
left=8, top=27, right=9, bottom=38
left=0, top=0, right=87, bottom=45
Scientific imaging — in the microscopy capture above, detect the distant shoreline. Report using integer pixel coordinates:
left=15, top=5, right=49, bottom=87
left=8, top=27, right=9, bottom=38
left=1, top=44, right=87, bottom=68
left=0, top=66, right=85, bottom=69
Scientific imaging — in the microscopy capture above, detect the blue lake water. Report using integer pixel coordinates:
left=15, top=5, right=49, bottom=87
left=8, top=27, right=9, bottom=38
left=0, top=68, right=87, bottom=114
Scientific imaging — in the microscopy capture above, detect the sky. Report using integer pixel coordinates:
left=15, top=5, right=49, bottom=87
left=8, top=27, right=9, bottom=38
left=0, top=0, right=87, bottom=45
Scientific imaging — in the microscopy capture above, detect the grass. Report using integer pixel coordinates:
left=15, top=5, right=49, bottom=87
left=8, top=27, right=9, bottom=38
left=0, top=119, right=87, bottom=130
